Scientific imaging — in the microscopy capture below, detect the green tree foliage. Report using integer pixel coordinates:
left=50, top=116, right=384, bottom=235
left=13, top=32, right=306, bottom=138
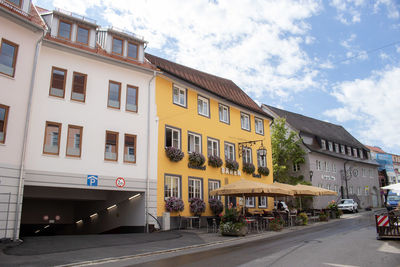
left=271, top=118, right=306, bottom=184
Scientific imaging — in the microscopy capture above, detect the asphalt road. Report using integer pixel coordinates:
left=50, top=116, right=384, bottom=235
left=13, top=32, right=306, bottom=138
left=117, top=213, right=400, bottom=267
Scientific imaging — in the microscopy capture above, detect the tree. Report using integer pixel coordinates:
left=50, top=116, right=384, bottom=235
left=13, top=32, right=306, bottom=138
left=271, top=117, right=306, bottom=184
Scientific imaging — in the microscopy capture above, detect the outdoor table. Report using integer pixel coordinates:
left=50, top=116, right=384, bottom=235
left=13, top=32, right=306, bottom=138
left=289, top=213, right=297, bottom=227
left=263, top=216, right=275, bottom=230
left=245, top=218, right=256, bottom=233
left=187, top=216, right=200, bottom=229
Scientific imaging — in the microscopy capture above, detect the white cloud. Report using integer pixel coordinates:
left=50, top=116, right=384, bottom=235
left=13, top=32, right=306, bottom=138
left=374, top=0, right=400, bottom=19
left=46, top=0, right=322, bottom=100
left=330, top=0, right=365, bottom=24
left=324, top=66, right=400, bottom=150
left=379, top=52, right=389, bottom=60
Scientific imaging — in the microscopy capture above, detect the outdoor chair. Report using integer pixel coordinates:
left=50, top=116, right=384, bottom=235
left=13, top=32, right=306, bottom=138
left=206, top=217, right=218, bottom=233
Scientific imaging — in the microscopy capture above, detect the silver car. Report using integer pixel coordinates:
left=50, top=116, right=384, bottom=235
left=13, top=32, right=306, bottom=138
left=338, top=199, right=358, bottom=213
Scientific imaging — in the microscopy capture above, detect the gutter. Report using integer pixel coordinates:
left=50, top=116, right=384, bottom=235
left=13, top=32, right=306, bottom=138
left=13, top=31, right=45, bottom=241
left=0, top=4, right=44, bottom=32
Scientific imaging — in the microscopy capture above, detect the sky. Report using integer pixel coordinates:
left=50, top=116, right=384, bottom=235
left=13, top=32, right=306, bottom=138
left=34, top=0, right=400, bottom=154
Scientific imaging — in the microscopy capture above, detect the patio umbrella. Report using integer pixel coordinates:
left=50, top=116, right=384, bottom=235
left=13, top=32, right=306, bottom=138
left=210, top=178, right=294, bottom=214
left=381, top=183, right=400, bottom=194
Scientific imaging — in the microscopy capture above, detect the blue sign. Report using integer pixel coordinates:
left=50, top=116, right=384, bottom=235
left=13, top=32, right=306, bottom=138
left=87, top=175, right=98, bottom=186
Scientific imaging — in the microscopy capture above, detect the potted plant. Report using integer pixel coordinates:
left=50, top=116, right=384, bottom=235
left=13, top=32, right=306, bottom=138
left=326, top=200, right=338, bottom=219
left=225, top=159, right=239, bottom=171
left=220, top=204, right=247, bottom=236
left=242, top=162, right=255, bottom=174
left=209, top=198, right=223, bottom=216
left=188, top=152, right=206, bottom=169
left=165, top=147, right=184, bottom=162
left=298, top=212, right=308, bottom=225
left=189, top=198, right=206, bottom=216
left=258, top=166, right=270, bottom=176
left=208, top=155, right=223, bottom=168
left=319, top=212, right=328, bottom=222
left=269, top=217, right=284, bottom=231
left=165, top=197, right=184, bottom=213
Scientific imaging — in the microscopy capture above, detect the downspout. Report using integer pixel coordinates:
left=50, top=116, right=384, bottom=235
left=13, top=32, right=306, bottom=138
left=13, top=32, right=44, bottom=241
left=343, top=160, right=350, bottom=199
left=145, top=71, right=157, bottom=233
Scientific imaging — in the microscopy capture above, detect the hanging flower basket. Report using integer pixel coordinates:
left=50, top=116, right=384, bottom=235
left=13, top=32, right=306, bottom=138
left=188, top=152, right=206, bottom=169
left=258, top=166, right=270, bottom=176
left=165, top=197, right=184, bottom=212
left=242, top=162, right=255, bottom=174
left=165, top=147, right=184, bottom=162
left=225, top=159, right=239, bottom=171
left=189, top=198, right=206, bottom=216
left=209, top=198, right=223, bottom=216
left=208, top=155, right=223, bottom=168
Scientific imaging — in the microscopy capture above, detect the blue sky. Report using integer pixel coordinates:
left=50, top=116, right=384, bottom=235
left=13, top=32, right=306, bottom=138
left=34, top=0, right=400, bottom=154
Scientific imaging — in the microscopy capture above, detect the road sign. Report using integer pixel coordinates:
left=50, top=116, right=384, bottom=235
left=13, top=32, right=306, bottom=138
left=87, top=175, right=98, bottom=186
left=377, top=215, right=389, bottom=227
left=116, top=177, right=125, bottom=188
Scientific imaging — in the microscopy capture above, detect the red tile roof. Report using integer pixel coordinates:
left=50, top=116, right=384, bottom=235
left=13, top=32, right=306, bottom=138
left=365, top=145, right=386, bottom=154
left=0, top=1, right=46, bottom=29
left=145, top=53, right=270, bottom=118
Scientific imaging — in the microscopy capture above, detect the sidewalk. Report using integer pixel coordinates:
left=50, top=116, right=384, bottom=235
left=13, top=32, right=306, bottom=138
left=0, top=211, right=375, bottom=267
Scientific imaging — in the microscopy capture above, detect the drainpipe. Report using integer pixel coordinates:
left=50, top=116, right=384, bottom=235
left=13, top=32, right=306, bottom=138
left=145, top=71, right=157, bottom=233
left=13, top=32, right=45, bottom=241
left=343, top=160, right=350, bottom=199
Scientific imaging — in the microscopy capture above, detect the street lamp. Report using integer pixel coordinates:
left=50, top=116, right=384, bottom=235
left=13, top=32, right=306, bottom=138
left=309, top=170, right=314, bottom=182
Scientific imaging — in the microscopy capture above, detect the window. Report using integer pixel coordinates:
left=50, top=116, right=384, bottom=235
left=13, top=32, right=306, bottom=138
left=349, top=186, right=353, bottom=195
left=328, top=142, right=333, bottom=151
left=0, top=39, right=18, bottom=77
left=127, top=42, right=138, bottom=59
left=353, top=148, right=358, bottom=157
left=362, top=168, right=366, bottom=177
left=334, top=185, right=338, bottom=193
left=316, top=160, right=321, bottom=170
left=347, top=147, right=352, bottom=156
left=172, top=84, right=186, bottom=107
left=243, top=147, right=252, bottom=164
left=257, top=149, right=267, bottom=167
left=108, top=81, right=121, bottom=109
left=219, top=104, right=229, bottom=124
left=188, top=132, right=201, bottom=153
left=241, top=112, right=250, bottom=131
left=327, top=184, right=331, bottom=190
left=357, top=187, right=361, bottom=195
left=208, top=180, right=221, bottom=200
left=332, top=163, right=336, bottom=173
left=71, top=72, right=87, bottom=102
left=324, top=161, right=327, bottom=171
left=165, top=174, right=180, bottom=199
left=126, top=85, right=138, bottom=112
left=359, top=149, right=364, bottom=159
left=66, top=125, right=82, bottom=157
left=321, top=139, right=326, bottom=150
left=255, top=117, right=264, bottom=135
left=188, top=177, right=202, bottom=199
left=335, top=143, right=339, bottom=153
left=0, top=104, right=9, bottom=144
left=341, top=145, right=345, bottom=154
left=49, top=67, right=67, bottom=98
left=224, top=142, right=235, bottom=161
left=76, top=25, right=89, bottom=45
left=207, top=137, right=219, bottom=157
left=197, top=95, right=209, bottom=117
left=245, top=197, right=255, bottom=207
left=105, top=131, right=118, bottom=161
left=165, top=126, right=181, bottom=149
left=293, top=163, right=300, bottom=172
left=58, top=20, right=72, bottom=40
left=43, top=121, right=61, bottom=155
left=258, top=196, right=267, bottom=208
left=124, top=134, right=136, bottom=163
left=112, top=37, right=123, bottom=55
left=5, top=0, right=22, bottom=7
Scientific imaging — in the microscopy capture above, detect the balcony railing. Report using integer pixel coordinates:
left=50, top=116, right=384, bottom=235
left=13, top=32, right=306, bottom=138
left=55, top=7, right=96, bottom=24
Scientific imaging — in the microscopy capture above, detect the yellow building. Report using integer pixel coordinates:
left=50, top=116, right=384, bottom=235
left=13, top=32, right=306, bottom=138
left=146, top=54, right=274, bottom=227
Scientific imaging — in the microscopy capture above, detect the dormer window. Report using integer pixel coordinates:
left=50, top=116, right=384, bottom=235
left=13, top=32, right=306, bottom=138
left=5, top=0, right=22, bottom=8
left=367, top=151, right=371, bottom=160
left=328, top=142, right=333, bottom=151
left=58, top=20, right=72, bottom=40
left=321, top=139, right=326, bottom=150
left=347, top=147, right=352, bottom=156
left=127, top=41, right=138, bottom=60
left=112, top=37, right=123, bottom=56
left=353, top=148, right=358, bottom=157
left=77, top=25, right=89, bottom=45
left=335, top=143, right=339, bottom=153
left=341, top=145, right=345, bottom=154
left=360, top=149, right=364, bottom=159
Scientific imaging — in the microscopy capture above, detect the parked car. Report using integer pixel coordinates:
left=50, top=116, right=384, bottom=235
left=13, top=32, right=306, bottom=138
left=386, top=192, right=400, bottom=211
left=274, top=201, right=289, bottom=212
left=338, top=199, right=358, bottom=213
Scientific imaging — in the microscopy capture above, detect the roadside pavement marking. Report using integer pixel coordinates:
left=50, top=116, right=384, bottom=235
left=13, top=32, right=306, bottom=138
left=378, top=242, right=400, bottom=254
left=324, top=263, right=360, bottom=267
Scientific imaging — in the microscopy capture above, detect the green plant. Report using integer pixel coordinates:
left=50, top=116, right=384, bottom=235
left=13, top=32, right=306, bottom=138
left=258, top=166, right=270, bottom=176
left=189, top=198, right=206, bottom=215
left=165, top=147, right=184, bottom=162
left=219, top=204, right=246, bottom=234
left=208, top=155, right=223, bottom=168
left=188, top=152, right=206, bottom=167
left=225, top=159, right=239, bottom=171
left=298, top=212, right=308, bottom=225
left=336, top=209, right=343, bottom=218
left=319, top=212, right=328, bottom=221
left=209, top=198, right=223, bottom=216
left=269, top=217, right=284, bottom=231
left=242, top=162, right=255, bottom=174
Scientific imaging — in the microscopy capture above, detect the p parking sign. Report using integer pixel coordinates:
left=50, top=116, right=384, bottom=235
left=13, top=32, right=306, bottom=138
left=87, top=175, right=98, bottom=186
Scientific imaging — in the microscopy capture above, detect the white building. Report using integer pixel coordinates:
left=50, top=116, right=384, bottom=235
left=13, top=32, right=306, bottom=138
left=0, top=0, right=45, bottom=240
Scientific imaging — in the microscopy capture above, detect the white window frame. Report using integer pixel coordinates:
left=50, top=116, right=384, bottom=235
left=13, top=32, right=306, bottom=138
left=240, top=112, right=250, bottom=131
left=257, top=149, right=267, bottom=167
left=316, top=160, right=321, bottom=170
left=164, top=174, right=180, bottom=199
left=224, top=142, right=235, bottom=161
left=243, top=147, right=252, bottom=164
left=293, top=162, right=300, bottom=172
left=357, top=187, right=361, bottom=196
left=341, top=145, right=345, bottom=154
left=347, top=147, right=352, bottom=156
left=172, top=84, right=186, bottom=107
left=321, top=139, right=326, bottom=150
left=332, top=163, right=336, bottom=173
left=328, top=142, right=333, bottom=151
left=197, top=95, right=209, bottom=117
left=219, top=104, right=229, bottom=124
left=246, top=197, right=255, bottom=208
left=165, top=126, right=180, bottom=149
left=258, top=196, right=267, bottom=208
left=207, top=137, right=219, bottom=157
left=188, top=177, right=202, bottom=199
left=188, top=132, right=201, bottom=153
left=353, top=148, right=358, bottom=157
left=335, top=143, right=339, bottom=153
left=208, top=180, right=220, bottom=200
left=255, top=117, right=264, bottom=135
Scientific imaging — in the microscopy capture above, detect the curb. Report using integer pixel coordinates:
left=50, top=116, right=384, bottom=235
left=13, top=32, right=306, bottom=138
left=56, top=212, right=371, bottom=267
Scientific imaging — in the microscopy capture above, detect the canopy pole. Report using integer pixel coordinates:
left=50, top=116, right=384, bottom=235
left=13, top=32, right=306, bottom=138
left=242, top=194, right=245, bottom=216
left=299, top=196, right=302, bottom=211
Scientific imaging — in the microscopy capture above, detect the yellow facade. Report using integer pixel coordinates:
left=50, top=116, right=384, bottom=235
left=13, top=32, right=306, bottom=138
left=155, top=75, right=274, bottom=217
